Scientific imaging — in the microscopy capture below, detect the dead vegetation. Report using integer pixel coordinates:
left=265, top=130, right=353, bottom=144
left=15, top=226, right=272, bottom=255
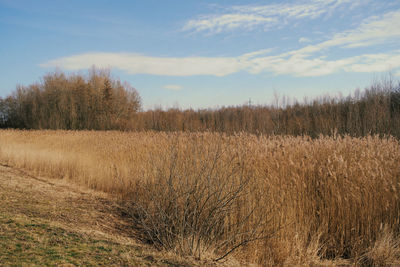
left=0, top=130, right=399, bottom=266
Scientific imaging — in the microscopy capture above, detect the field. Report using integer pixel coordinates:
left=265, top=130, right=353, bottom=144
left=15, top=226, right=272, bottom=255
left=1, top=129, right=400, bottom=266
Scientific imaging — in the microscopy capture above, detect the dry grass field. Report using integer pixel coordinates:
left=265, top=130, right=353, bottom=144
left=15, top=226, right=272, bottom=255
left=1, top=129, right=399, bottom=266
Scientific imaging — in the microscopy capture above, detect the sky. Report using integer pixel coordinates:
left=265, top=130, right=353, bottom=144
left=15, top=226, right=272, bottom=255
left=1, top=0, right=400, bottom=110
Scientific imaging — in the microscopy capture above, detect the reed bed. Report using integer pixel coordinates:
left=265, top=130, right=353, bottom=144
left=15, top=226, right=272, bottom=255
left=0, top=129, right=399, bottom=266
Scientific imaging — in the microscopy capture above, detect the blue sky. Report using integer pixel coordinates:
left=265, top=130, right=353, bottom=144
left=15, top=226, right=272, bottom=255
left=1, top=0, right=400, bottom=109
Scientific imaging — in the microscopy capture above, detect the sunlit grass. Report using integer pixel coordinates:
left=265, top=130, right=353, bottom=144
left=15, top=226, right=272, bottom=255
left=1, top=129, right=399, bottom=265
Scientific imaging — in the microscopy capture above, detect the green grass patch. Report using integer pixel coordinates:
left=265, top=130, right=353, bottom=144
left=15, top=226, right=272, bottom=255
left=0, top=213, right=143, bottom=266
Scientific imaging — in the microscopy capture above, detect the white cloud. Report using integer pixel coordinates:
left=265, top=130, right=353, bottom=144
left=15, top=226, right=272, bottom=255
left=299, top=37, right=311, bottom=43
left=320, top=10, right=400, bottom=49
left=164, top=84, right=183, bottom=91
left=288, top=10, right=400, bottom=56
left=247, top=53, right=400, bottom=77
left=346, top=54, right=400, bottom=73
left=183, top=0, right=363, bottom=34
left=248, top=54, right=356, bottom=77
left=240, top=49, right=273, bottom=59
left=40, top=53, right=243, bottom=77
left=183, top=14, right=276, bottom=34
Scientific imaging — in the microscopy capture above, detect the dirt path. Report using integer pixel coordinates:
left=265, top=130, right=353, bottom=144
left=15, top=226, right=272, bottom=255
left=0, top=163, right=204, bottom=266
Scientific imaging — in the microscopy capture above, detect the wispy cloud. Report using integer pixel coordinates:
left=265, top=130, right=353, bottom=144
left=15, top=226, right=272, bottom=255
left=183, top=14, right=277, bottom=34
left=183, top=0, right=363, bottom=34
left=247, top=52, right=400, bottom=77
left=41, top=10, right=400, bottom=78
left=40, top=53, right=243, bottom=77
left=347, top=53, right=400, bottom=73
left=246, top=9, right=400, bottom=76
left=164, top=84, right=183, bottom=91
left=299, top=37, right=311, bottom=43
left=304, top=9, right=400, bottom=50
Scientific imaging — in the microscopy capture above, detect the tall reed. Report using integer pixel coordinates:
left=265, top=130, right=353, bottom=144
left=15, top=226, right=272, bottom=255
left=1, top=129, right=399, bottom=265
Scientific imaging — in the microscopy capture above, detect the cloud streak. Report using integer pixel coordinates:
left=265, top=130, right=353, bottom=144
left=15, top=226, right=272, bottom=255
left=183, top=14, right=277, bottom=34
left=183, top=0, right=363, bottom=34
left=247, top=52, right=400, bottom=77
left=297, top=9, right=400, bottom=52
left=246, top=9, right=400, bottom=76
left=41, top=53, right=243, bottom=77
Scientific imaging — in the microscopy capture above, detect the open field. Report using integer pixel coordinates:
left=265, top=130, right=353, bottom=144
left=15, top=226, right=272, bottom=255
left=1, top=129, right=400, bottom=266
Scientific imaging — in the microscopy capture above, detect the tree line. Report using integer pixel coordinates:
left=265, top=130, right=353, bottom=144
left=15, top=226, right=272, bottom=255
left=0, top=68, right=141, bottom=130
left=1, top=69, right=399, bottom=138
left=132, top=78, right=400, bottom=138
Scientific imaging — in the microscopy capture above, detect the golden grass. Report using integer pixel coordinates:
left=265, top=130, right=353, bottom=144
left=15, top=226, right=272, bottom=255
left=0, top=129, right=399, bottom=266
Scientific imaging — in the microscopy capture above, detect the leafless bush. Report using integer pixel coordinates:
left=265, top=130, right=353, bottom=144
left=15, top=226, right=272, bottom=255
left=123, top=134, right=273, bottom=260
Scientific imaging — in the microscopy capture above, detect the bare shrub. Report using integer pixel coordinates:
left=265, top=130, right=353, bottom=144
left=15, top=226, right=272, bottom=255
left=123, top=134, right=273, bottom=260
